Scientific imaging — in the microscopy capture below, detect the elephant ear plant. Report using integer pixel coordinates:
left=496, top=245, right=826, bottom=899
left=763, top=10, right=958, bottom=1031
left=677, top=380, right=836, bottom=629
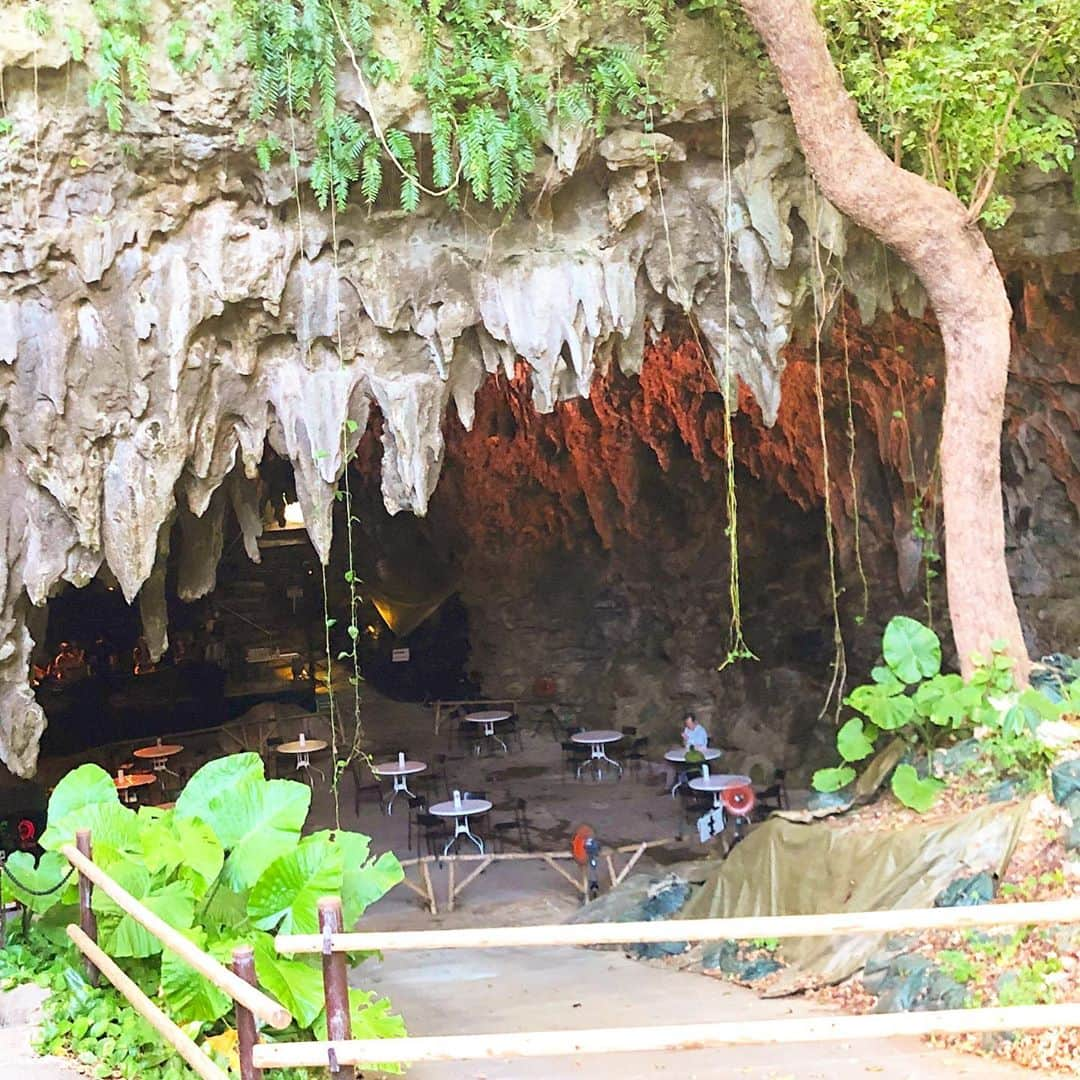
left=813, top=616, right=1068, bottom=812
left=6, top=752, right=405, bottom=1076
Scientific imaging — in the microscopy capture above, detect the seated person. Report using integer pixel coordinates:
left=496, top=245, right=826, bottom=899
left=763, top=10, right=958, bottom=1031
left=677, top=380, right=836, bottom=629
left=681, top=713, right=709, bottom=760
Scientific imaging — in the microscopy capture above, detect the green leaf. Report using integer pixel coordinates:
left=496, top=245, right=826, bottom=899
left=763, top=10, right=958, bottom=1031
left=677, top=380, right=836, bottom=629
left=253, top=933, right=325, bottom=1028
left=176, top=754, right=310, bottom=890
left=141, top=815, right=224, bottom=899
left=837, top=717, right=877, bottom=763
left=890, top=764, right=944, bottom=813
left=882, top=616, right=941, bottom=682
left=247, top=832, right=345, bottom=935
left=811, top=765, right=856, bottom=793
left=2, top=851, right=70, bottom=914
left=94, top=864, right=195, bottom=958
left=335, top=832, right=402, bottom=927
left=160, top=928, right=232, bottom=1024
left=175, top=753, right=263, bottom=827
left=44, top=763, right=119, bottom=829
left=313, top=987, right=406, bottom=1071
left=41, top=800, right=144, bottom=883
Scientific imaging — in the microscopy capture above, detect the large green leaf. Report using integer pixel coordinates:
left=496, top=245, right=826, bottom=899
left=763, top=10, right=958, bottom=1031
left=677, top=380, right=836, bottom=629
left=176, top=754, right=310, bottom=891
left=160, top=928, right=232, bottom=1025
left=890, top=763, right=945, bottom=813
left=174, top=753, right=265, bottom=836
left=45, top=763, right=118, bottom=825
left=93, top=860, right=195, bottom=958
left=220, top=779, right=310, bottom=891
left=253, top=932, right=325, bottom=1028
left=811, top=765, right=856, bottom=792
left=41, top=800, right=144, bottom=880
left=882, top=615, right=942, bottom=683
left=855, top=686, right=915, bottom=730
left=247, top=831, right=345, bottom=935
left=1, top=851, right=71, bottom=914
left=141, top=815, right=223, bottom=898
left=836, top=717, right=877, bottom=763
left=342, top=850, right=404, bottom=928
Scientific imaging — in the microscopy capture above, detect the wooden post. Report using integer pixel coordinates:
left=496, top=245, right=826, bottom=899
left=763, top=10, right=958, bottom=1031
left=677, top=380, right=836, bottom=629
left=75, top=829, right=98, bottom=985
left=232, top=946, right=260, bottom=1080
left=420, top=857, right=437, bottom=915
left=318, top=897, right=354, bottom=1080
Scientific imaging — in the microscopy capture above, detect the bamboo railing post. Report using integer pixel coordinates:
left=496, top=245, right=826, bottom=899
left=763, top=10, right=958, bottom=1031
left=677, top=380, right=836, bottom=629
left=318, top=897, right=354, bottom=1080
left=232, top=946, right=260, bottom=1080
left=75, top=829, right=98, bottom=986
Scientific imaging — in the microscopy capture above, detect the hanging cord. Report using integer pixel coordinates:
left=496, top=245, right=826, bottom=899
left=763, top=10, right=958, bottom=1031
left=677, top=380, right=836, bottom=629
left=808, top=184, right=848, bottom=723
left=0, top=855, right=75, bottom=897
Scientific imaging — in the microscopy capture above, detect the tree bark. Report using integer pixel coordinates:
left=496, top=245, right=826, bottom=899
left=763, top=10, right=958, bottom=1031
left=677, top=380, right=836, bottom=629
left=737, top=0, right=1028, bottom=680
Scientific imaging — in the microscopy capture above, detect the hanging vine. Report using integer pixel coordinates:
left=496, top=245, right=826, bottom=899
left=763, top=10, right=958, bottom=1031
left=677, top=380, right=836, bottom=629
left=715, top=68, right=756, bottom=669
left=808, top=185, right=848, bottom=722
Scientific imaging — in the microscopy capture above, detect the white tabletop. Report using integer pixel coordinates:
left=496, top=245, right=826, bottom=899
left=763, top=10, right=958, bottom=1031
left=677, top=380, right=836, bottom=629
left=465, top=711, right=510, bottom=723
left=373, top=760, right=427, bottom=777
left=572, top=730, right=623, bottom=745
left=429, top=799, right=492, bottom=817
left=665, top=746, right=722, bottom=763
left=689, top=773, right=752, bottom=793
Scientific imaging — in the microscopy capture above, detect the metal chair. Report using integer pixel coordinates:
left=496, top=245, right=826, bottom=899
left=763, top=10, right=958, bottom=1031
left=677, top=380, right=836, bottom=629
left=491, top=798, right=531, bottom=852
left=561, top=740, right=589, bottom=779
left=754, top=769, right=789, bottom=817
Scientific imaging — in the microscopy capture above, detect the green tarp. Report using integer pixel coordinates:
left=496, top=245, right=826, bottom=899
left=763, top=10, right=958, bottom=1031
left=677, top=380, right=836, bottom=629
left=678, top=798, right=1029, bottom=991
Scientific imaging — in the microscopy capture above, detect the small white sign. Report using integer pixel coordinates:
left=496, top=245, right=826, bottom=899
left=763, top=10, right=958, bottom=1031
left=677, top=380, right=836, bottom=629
left=391, top=648, right=410, bottom=663
left=697, top=807, right=725, bottom=844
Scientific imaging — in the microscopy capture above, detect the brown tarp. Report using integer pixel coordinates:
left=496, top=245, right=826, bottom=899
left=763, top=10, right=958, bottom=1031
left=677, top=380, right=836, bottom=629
left=678, top=798, right=1030, bottom=991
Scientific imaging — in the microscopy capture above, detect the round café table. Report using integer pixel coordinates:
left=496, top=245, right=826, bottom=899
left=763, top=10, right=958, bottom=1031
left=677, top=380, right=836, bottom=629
left=372, top=758, right=427, bottom=815
left=689, top=772, right=753, bottom=810
left=114, top=771, right=157, bottom=805
left=464, top=711, right=510, bottom=754
left=429, top=797, right=492, bottom=855
left=664, top=746, right=723, bottom=797
left=277, top=737, right=328, bottom=781
left=133, top=738, right=184, bottom=778
left=571, top=730, right=623, bottom=779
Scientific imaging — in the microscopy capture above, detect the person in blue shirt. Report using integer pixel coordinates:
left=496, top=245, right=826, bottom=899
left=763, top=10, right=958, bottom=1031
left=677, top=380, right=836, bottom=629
left=681, top=713, right=709, bottom=753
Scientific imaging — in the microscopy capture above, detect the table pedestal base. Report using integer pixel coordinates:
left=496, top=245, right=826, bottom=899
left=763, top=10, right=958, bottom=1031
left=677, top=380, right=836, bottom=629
left=443, top=816, right=485, bottom=855
left=384, top=774, right=416, bottom=815
left=576, top=745, right=623, bottom=781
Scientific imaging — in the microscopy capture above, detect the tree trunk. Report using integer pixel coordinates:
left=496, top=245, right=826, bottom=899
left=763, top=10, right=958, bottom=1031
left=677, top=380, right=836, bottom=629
left=737, top=0, right=1028, bottom=681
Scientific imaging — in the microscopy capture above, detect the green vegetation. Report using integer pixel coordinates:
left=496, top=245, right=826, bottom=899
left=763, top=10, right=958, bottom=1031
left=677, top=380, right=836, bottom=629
left=2, top=754, right=404, bottom=1077
left=812, top=616, right=1074, bottom=811
left=17, top=0, right=1069, bottom=218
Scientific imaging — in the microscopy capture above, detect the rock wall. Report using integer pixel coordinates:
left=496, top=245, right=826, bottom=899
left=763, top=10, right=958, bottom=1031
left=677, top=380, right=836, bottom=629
left=1, top=6, right=1077, bottom=775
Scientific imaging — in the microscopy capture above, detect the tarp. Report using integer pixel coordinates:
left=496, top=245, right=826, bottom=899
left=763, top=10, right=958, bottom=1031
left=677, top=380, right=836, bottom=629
left=678, top=798, right=1030, bottom=991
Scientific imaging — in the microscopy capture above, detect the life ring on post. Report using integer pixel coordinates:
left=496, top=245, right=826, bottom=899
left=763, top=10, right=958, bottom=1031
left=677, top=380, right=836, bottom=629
left=721, top=784, right=755, bottom=820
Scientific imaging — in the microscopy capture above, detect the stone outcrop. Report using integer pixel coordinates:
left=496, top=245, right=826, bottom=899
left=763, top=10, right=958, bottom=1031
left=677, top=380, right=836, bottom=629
left=0, top=6, right=1077, bottom=775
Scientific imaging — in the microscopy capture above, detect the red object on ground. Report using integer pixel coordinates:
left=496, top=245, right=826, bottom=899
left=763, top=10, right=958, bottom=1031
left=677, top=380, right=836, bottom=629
left=721, top=785, right=755, bottom=818
left=571, top=824, right=595, bottom=864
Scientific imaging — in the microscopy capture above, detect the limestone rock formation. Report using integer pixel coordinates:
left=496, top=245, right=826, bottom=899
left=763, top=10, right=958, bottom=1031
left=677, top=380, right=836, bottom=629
left=0, top=7, right=1076, bottom=775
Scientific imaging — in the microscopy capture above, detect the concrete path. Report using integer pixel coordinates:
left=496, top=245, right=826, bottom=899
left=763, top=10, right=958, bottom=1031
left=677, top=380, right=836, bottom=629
left=0, top=984, right=80, bottom=1078
left=365, top=944, right=1047, bottom=1080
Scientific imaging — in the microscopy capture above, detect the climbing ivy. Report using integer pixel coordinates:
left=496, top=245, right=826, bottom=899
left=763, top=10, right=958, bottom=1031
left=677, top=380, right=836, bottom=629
left=53, top=0, right=672, bottom=211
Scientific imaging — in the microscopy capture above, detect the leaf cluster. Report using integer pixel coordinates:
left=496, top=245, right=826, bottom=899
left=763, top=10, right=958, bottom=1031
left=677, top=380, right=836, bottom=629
left=9, top=754, right=406, bottom=1075
left=812, top=616, right=1073, bottom=811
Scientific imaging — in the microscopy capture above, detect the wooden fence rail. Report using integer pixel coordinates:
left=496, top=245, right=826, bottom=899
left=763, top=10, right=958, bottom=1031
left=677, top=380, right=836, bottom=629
left=62, top=839, right=291, bottom=1029
left=276, top=895, right=1080, bottom=954
left=251, top=1003, right=1080, bottom=1067
left=67, top=925, right=227, bottom=1080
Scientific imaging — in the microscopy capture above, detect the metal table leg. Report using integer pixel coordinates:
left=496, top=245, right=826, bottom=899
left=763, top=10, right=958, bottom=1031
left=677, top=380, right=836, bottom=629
left=385, top=774, right=416, bottom=815
left=484, top=722, right=508, bottom=754
left=443, top=816, right=484, bottom=855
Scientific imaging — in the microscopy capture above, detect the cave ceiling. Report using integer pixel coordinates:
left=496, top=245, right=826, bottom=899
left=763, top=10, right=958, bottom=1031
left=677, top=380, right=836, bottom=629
left=0, top=8, right=1078, bottom=776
